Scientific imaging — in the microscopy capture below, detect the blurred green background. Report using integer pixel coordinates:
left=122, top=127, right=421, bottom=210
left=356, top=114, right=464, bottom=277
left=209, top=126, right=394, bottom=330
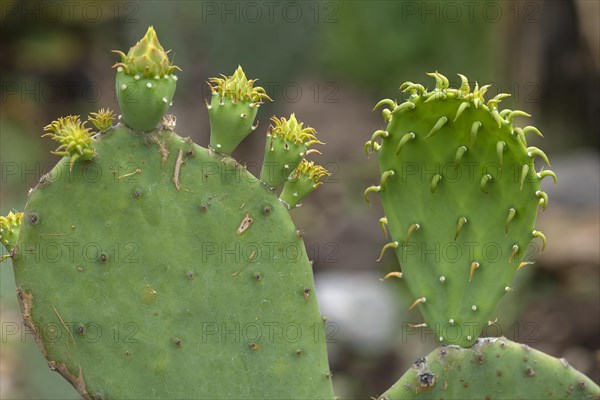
left=1, top=0, right=598, bottom=398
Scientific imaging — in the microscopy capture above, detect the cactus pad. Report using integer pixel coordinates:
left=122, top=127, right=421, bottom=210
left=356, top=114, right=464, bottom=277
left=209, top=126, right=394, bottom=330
left=260, top=114, right=323, bottom=188
left=379, top=337, right=600, bottom=399
left=280, top=160, right=330, bottom=208
left=367, top=73, right=556, bottom=346
left=13, top=126, right=333, bottom=399
left=113, top=26, right=180, bottom=131
left=207, top=66, right=271, bottom=154
left=3, top=28, right=333, bottom=400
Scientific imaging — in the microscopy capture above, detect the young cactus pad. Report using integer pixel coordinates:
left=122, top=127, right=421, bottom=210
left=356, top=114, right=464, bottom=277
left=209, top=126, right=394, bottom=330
left=113, top=26, right=180, bottom=131
left=3, top=28, right=334, bottom=400
left=260, top=114, right=324, bottom=188
left=379, top=337, right=600, bottom=399
left=367, top=73, right=556, bottom=347
left=0, top=211, right=23, bottom=256
left=280, top=160, right=330, bottom=209
left=207, top=66, right=271, bottom=154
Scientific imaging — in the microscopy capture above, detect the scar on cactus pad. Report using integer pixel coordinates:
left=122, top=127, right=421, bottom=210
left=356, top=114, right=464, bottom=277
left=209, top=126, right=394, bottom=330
left=366, top=72, right=556, bottom=347
left=1, top=27, right=334, bottom=400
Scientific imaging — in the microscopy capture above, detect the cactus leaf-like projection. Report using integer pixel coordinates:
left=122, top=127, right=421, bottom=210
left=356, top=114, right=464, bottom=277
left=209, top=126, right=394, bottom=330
left=280, top=160, right=330, bottom=208
left=378, top=337, right=599, bottom=399
left=259, top=114, right=323, bottom=188
left=113, top=26, right=180, bottom=131
left=207, top=66, right=272, bottom=154
left=367, top=72, right=554, bottom=347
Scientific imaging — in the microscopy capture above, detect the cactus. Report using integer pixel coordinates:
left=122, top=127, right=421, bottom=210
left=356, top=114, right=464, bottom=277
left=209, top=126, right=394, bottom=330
left=378, top=337, right=600, bottom=399
left=366, top=73, right=555, bottom=347
left=42, top=115, right=96, bottom=171
left=88, top=109, right=116, bottom=132
left=371, top=73, right=599, bottom=399
left=1, top=27, right=334, bottom=399
left=113, top=26, right=180, bottom=131
left=280, top=160, right=331, bottom=209
left=207, top=66, right=271, bottom=154
left=260, top=114, right=324, bottom=189
left=0, top=211, right=23, bottom=261
left=3, top=27, right=597, bottom=400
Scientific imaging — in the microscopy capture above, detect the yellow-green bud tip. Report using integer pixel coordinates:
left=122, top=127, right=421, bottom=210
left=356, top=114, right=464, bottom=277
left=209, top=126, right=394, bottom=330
left=112, top=26, right=181, bottom=77
left=293, top=160, right=330, bottom=184
left=88, top=108, right=115, bottom=131
left=0, top=211, right=24, bottom=252
left=42, top=115, right=96, bottom=170
left=270, top=114, right=322, bottom=145
left=208, top=66, right=272, bottom=103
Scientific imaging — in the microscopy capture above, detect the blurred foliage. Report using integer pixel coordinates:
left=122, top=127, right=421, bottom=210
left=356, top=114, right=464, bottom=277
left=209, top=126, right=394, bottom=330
left=318, top=1, right=500, bottom=96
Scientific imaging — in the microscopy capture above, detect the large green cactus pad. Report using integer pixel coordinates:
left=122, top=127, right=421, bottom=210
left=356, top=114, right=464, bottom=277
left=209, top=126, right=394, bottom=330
left=379, top=337, right=600, bottom=399
left=12, top=125, right=334, bottom=399
left=367, top=73, right=555, bottom=347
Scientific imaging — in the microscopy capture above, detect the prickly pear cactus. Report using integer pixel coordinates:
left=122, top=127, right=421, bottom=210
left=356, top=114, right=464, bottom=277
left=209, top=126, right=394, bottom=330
left=280, top=160, right=331, bottom=209
left=207, top=66, right=271, bottom=155
left=2, top=27, right=333, bottom=400
left=366, top=73, right=556, bottom=347
left=379, top=337, right=600, bottom=399
left=0, top=212, right=23, bottom=259
left=113, top=27, right=180, bottom=131
left=260, top=114, right=324, bottom=189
